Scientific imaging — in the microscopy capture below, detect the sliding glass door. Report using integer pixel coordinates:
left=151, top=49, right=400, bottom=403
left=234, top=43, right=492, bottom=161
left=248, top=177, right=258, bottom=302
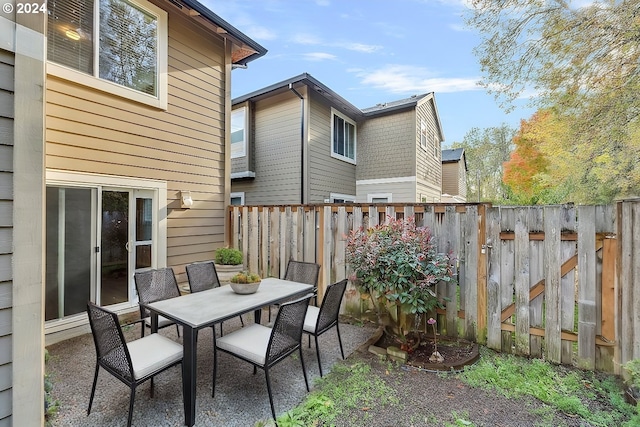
left=45, top=186, right=157, bottom=322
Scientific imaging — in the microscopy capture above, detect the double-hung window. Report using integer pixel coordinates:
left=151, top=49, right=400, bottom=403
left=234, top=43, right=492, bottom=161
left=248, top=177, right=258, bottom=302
left=331, top=108, right=356, bottom=163
left=47, top=0, right=168, bottom=108
left=231, top=107, right=247, bottom=158
left=420, top=120, right=427, bottom=149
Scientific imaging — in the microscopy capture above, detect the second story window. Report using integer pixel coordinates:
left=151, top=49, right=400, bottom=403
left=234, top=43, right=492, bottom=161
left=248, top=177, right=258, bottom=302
left=420, top=120, right=427, bottom=149
left=231, top=107, right=247, bottom=158
left=47, top=0, right=167, bottom=108
left=331, top=108, right=356, bottom=163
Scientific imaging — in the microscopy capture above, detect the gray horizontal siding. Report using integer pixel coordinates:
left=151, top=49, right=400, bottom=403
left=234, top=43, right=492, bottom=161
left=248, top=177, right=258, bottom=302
left=232, top=92, right=302, bottom=205
left=0, top=46, right=13, bottom=426
left=307, top=94, right=356, bottom=203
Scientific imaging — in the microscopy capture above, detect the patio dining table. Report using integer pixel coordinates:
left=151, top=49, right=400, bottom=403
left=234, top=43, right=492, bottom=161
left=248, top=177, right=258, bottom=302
left=142, top=277, right=313, bottom=427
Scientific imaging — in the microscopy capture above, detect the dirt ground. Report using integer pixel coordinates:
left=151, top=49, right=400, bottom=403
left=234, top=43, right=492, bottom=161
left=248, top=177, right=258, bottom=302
left=331, top=349, right=602, bottom=427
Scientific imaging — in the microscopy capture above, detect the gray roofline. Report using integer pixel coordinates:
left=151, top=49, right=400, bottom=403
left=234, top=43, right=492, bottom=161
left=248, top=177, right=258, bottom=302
left=179, top=0, right=267, bottom=65
left=232, top=73, right=363, bottom=118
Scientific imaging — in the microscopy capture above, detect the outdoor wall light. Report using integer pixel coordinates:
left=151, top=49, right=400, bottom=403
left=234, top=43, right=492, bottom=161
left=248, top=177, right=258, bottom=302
left=181, top=191, right=193, bottom=208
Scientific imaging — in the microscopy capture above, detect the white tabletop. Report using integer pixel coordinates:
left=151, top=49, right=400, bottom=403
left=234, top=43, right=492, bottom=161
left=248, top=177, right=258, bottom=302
left=144, top=277, right=313, bottom=329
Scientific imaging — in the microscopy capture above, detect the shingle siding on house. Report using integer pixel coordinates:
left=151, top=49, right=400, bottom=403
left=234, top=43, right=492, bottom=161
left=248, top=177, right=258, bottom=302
left=0, top=47, right=13, bottom=425
left=415, top=98, right=442, bottom=202
left=459, top=162, right=467, bottom=199
left=231, top=91, right=302, bottom=204
left=356, top=109, right=415, bottom=180
left=45, top=11, right=229, bottom=267
left=307, top=93, right=356, bottom=203
left=356, top=180, right=416, bottom=203
left=442, top=162, right=459, bottom=195
left=442, top=149, right=467, bottom=201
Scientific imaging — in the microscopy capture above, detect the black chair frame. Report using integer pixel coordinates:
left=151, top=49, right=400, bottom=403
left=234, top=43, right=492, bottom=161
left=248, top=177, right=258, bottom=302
left=304, top=278, right=347, bottom=377
left=134, top=267, right=181, bottom=338
left=213, top=294, right=312, bottom=422
left=270, top=260, right=320, bottom=322
left=86, top=302, right=183, bottom=427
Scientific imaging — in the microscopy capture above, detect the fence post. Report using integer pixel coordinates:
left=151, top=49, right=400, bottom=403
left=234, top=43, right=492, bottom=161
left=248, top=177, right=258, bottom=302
left=476, top=203, right=488, bottom=344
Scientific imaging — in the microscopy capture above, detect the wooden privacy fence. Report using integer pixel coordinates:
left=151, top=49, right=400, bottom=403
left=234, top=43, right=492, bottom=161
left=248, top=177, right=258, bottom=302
left=227, top=200, right=640, bottom=374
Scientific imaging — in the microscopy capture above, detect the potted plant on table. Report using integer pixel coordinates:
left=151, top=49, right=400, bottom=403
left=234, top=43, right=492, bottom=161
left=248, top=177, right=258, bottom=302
left=229, top=271, right=262, bottom=294
left=214, top=247, right=244, bottom=282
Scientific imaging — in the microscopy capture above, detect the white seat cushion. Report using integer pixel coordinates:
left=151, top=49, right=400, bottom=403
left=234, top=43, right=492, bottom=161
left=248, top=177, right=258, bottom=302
left=144, top=315, right=174, bottom=329
left=303, top=306, right=320, bottom=333
left=127, top=333, right=183, bottom=379
left=216, top=324, right=271, bottom=366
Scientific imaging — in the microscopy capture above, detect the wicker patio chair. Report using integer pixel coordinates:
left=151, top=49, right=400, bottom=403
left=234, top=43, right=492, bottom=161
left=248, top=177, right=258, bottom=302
left=269, top=260, right=320, bottom=321
left=86, top=302, right=183, bottom=427
left=185, top=261, right=244, bottom=335
left=213, top=294, right=313, bottom=422
left=303, top=278, right=347, bottom=377
left=134, top=267, right=181, bottom=337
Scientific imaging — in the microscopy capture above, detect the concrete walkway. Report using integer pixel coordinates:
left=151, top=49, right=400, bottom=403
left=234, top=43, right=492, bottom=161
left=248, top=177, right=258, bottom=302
left=46, top=314, right=376, bottom=427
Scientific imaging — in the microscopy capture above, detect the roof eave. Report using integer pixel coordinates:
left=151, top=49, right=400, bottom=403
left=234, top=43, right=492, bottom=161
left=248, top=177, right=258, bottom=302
left=177, top=0, right=267, bottom=65
left=232, top=73, right=363, bottom=119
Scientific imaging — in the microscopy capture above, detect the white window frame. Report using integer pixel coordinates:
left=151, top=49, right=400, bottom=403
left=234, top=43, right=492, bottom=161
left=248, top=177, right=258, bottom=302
left=44, top=169, right=167, bottom=334
left=420, top=120, right=427, bottom=149
left=230, top=192, right=245, bottom=206
left=231, top=107, right=247, bottom=159
left=330, top=107, right=357, bottom=164
left=329, top=192, right=356, bottom=203
left=367, top=193, right=393, bottom=203
left=433, top=133, right=440, bottom=158
left=46, top=0, right=168, bottom=109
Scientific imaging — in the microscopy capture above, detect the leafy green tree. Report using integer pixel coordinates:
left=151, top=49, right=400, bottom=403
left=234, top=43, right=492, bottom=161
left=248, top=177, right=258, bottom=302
left=452, top=124, right=515, bottom=203
left=466, top=0, right=640, bottom=203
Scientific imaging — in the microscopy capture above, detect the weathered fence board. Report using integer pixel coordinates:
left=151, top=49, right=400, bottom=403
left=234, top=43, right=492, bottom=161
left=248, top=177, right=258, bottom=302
left=544, top=206, right=562, bottom=364
left=227, top=200, right=640, bottom=374
left=560, top=205, right=577, bottom=365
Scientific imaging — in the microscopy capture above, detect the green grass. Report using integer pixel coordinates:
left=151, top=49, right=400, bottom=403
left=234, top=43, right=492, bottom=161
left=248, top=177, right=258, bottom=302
left=458, top=347, right=640, bottom=427
left=259, top=346, right=639, bottom=427
left=262, top=361, right=398, bottom=427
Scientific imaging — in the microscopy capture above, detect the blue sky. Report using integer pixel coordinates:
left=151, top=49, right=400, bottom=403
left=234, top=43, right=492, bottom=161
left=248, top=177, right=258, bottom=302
left=206, top=0, right=537, bottom=145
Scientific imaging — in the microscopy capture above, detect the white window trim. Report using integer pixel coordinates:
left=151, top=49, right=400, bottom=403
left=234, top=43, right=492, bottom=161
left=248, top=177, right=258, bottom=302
left=46, top=0, right=168, bottom=110
left=44, top=169, right=168, bottom=337
left=231, top=107, right=247, bottom=159
left=230, top=192, right=245, bottom=205
left=46, top=169, right=167, bottom=264
left=420, top=119, right=427, bottom=150
left=367, top=193, right=393, bottom=203
left=329, top=192, right=356, bottom=203
left=330, top=107, right=357, bottom=165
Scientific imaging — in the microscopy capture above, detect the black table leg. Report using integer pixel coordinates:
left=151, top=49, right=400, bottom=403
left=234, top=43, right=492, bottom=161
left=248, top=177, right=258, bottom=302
left=254, top=308, right=262, bottom=324
left=182, top=326, right=197, bottom=426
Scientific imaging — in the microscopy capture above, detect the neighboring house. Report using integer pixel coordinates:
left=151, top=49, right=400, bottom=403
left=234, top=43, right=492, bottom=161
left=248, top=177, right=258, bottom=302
left=230, top=73, right=445, bottom=205
left=358, top=94, right=444, bottom=203
left=441, top=148, right=468, bottom=203
left=1, top=2, right=265, bottom=423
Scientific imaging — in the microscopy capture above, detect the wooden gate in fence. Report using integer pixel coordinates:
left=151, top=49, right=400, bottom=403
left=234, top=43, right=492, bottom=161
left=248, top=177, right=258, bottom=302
left=228, top=200, right=640, bottom=374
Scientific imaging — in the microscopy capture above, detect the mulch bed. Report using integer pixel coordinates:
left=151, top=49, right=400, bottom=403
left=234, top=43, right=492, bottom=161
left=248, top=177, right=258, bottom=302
left=373, top=329, right=480, bottom=371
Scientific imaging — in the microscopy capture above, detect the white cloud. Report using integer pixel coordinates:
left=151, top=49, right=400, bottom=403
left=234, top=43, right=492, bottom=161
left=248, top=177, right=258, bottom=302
left=245, top=25, right=278, bottom=41
left=291, top=33, right=323, bottom=45
left=336, top=42, right=383, bottom=53
left=302, top=52, right=337, bottom=61
left=355, top=65, right=481, bottom=94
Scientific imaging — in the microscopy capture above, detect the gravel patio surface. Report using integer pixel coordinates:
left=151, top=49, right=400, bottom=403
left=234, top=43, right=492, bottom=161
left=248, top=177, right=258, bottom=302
left=46, top=313, right=377, bottom=427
